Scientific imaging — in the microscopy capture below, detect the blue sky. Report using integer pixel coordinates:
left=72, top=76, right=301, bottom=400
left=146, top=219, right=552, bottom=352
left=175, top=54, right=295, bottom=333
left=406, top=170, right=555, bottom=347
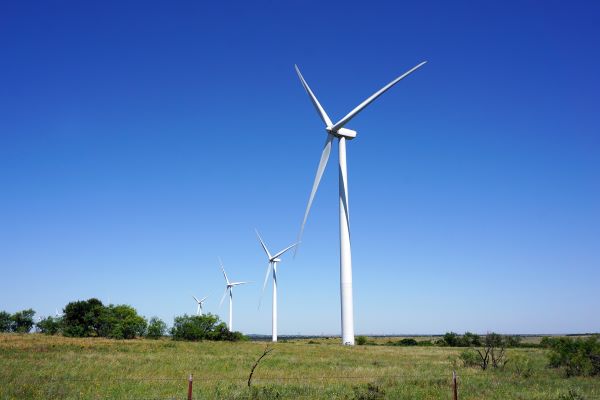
left=1, top=1, right=599, bottom=335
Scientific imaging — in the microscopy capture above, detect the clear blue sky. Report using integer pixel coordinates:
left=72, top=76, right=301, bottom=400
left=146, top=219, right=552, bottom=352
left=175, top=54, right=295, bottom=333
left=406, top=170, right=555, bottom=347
left=1, top=1, right=599, bottom=335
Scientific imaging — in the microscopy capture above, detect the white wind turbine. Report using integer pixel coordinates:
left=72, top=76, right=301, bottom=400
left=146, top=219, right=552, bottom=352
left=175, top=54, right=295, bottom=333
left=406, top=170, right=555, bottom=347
left=294, top=61, right=427, bottom=345
left=218, top=258, right=250, bottom=331
left=255, top=229, right=298, bottom=342
left=192, top=295, right=208, bottom=316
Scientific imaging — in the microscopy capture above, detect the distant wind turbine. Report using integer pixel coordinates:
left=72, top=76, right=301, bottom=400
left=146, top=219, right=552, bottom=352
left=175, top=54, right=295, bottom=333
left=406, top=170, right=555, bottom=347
left=218, top=258, right=250, bottom=331
left=294, top=61, right=427, bottom=345
left=192, top=295, right=208, bottom=316
left=255, top=229, right=298, bottom=342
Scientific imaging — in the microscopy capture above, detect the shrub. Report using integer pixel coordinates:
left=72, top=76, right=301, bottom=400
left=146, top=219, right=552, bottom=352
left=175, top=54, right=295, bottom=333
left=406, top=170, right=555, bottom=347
left=557, top=388, right=587, bottom=400
left=511, top=354, right=533, bottom=378
left=146, top=317, right=167, bottom=339
left=417, top=340, right=433, bottom=346
left=547, top=336, right=600, bottom=377
left=356, top=335, right=367, bottom=345
left=459, top=349, right=480, bottom=367
left=36, top=316, right=62, bottom=335
left=353, top=383, right=385, bottom=400
left=398, top=338, right=418, bottom=346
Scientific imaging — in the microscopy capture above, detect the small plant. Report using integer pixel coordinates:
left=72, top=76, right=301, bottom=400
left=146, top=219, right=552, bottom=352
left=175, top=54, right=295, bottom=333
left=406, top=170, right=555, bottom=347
left=353, top=383, right=385, bottom=400
left=459, top=349, right=480, bottom=368
left=511, top=354, right=533, bottom=378
left=356, top=335, right=367, bottom=345
left=557, top=388, right=587, bottom=400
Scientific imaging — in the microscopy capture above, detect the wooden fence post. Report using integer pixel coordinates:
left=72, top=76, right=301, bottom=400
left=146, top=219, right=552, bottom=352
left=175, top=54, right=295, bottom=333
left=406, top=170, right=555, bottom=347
left=187, top=373, right=193, bottom=400
left=452, top=370, right=458, bottom=400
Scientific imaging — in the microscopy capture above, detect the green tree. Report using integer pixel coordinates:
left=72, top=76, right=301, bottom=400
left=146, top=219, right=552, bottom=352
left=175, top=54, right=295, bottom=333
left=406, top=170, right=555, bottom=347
left=62, top=298, right=106, bottom=337
left=146, top=317, right=167, bottom=339
left=442, top=332, right=460, bottom=346
left=171, top=313, right=245, bottom=341
left=36, top=316, right=62, bottom=335
left=0, top=311, right=12, bottom=332
left=101, top=305, right=147, bottom=339
left=11, top=309, right=35, bottom=333
left=548, top=336, right=600, bottom=377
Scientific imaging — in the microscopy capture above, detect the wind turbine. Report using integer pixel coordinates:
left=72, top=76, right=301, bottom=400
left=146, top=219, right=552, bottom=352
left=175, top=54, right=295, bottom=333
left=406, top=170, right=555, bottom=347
left=218, top=258, right=250, bottom=331
left=255, top=229, right=298, bottom=342
left=294, top=61, right=427, bottom=345
left=192, top=295, right=208, bottom=316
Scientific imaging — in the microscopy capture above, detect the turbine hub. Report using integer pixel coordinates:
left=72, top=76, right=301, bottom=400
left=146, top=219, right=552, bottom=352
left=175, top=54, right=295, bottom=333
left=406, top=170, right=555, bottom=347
left=326, top=127, right=357, bottom=139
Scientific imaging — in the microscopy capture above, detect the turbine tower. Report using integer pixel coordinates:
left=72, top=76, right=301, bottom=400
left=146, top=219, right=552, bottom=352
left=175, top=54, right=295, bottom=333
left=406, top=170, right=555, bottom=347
left=218, top=258, right=249, bottom=331
left=294, top=61, right=426, bottom=345
left=255, top=229, right=298, bottom=342
left=192, top=295, right=208, bottom=316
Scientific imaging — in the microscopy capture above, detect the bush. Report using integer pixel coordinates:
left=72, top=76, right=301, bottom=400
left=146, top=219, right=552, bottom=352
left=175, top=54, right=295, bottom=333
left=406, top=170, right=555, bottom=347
left=356, top=336, right=367, bottom=345
left=547, top=336, right=600, bottom=377
left=398, top=338, right=418, bottom=346
left=170, top=313, right=245, bottom=341
left=146, top=317, right=167, bottom=339
left=417, top=340, right=433, bottom=346
left=36, top=316, right=62, bottom=335
left=557, top=388, right=587, bottom=400
left=459, top=349, right=480, bottom=367
left=511, top=354, right=533, bottom=378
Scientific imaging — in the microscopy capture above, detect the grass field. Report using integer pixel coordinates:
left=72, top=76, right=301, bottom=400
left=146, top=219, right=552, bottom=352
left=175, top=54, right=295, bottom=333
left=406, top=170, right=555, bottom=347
left=1, top=334, right=598, bottom=399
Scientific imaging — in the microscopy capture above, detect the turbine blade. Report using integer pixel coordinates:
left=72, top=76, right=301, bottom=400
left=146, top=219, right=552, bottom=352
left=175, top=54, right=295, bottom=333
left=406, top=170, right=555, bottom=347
left=200, top=296, right=208, bottom=303
left=255, top=229, right=272, bottom=260
left=218, top=257, right=230, bottom=284
left=231, top=281, right=250, bottom=286
left=258, top=262, right=273, bottom=310
left=219, top=288, right=228, bottom=307
left=295, top=134, right=334, bottom=256
left=192, top=295, right=200, bottom=303
left=295, top=65, right=333, bottom=127
left=272, top=242, right=300, bottom=260
left=331, top=61, right=427, bottom=131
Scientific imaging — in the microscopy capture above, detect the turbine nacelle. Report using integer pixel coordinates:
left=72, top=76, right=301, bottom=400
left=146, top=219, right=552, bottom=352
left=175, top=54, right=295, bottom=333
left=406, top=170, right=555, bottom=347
left=270, top=257, right=281, bottom=263
left=327, top=127, right=357, bottom=139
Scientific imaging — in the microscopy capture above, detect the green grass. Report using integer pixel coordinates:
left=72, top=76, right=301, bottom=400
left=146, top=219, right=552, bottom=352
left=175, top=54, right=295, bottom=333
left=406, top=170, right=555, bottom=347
left=0, top=334, right=598, bottom=399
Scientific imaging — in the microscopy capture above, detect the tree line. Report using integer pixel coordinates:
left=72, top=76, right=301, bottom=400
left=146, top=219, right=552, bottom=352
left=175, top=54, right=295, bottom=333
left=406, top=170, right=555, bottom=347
left=1, top=298, right=245, bottom=341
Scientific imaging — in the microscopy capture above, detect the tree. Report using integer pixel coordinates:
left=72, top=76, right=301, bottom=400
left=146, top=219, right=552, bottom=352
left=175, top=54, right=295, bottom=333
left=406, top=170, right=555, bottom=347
left=146, top=317, right=167, bottom=339
left=171, top=314, right=245, bottom=341
left=473, top=332, right=508, bottom=370
left=547, top=336, right=600, bottom=377
left=101, top=305, right=147, bottom=339
left=11, top=309, right=35, bottom=333
left=461, top=332, right=481, bottom=346
left=0, top=311, right=12, bottom=332
left=36, top=316, right=62, bottom=335
left=442, top=332, right=460, bottom=346
left=62, top=298, right=105, bottom=337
